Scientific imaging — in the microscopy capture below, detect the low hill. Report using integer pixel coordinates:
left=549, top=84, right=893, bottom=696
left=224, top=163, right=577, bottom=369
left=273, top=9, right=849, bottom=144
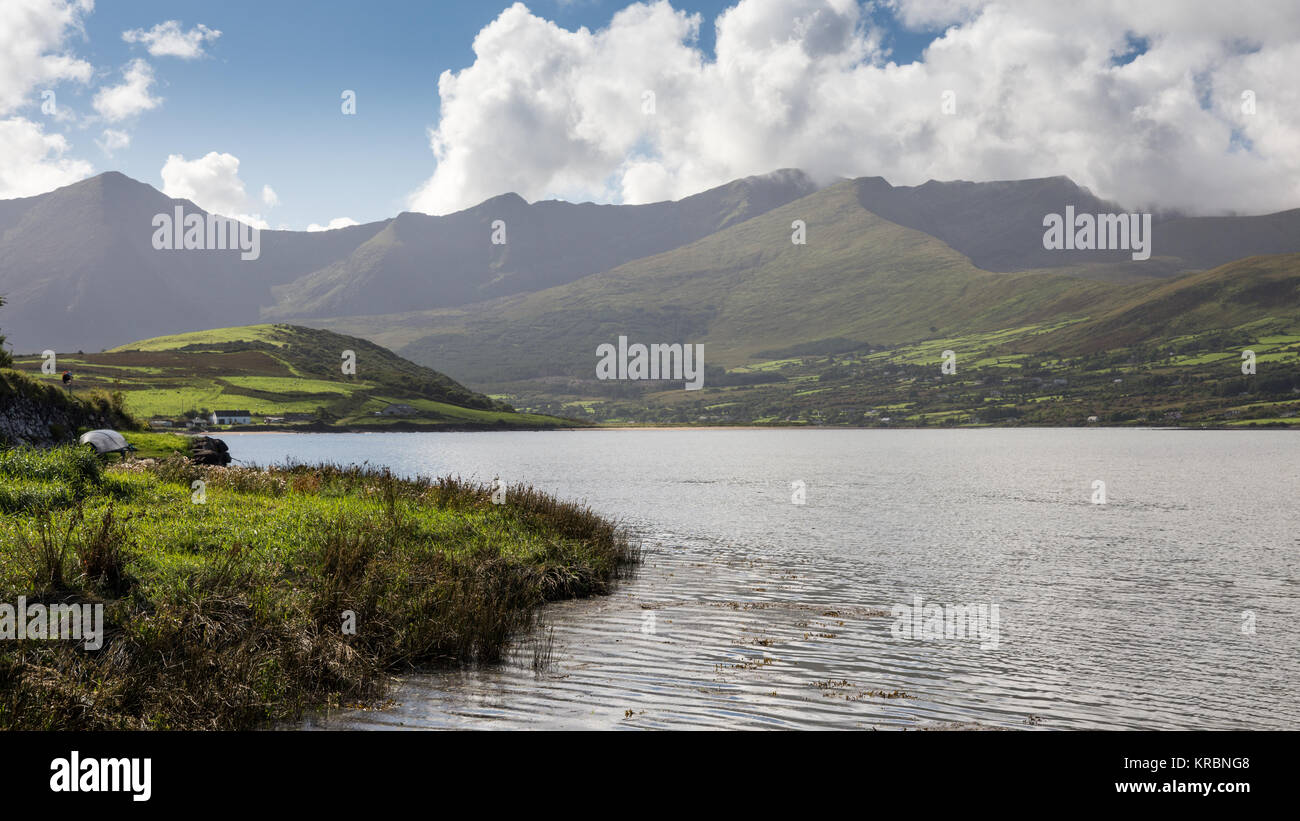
left=10, top=324, right=569, bottom=429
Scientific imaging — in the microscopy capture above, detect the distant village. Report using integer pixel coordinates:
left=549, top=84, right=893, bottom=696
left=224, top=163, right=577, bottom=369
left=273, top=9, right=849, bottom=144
left=147, top=403, right=421, bottom=430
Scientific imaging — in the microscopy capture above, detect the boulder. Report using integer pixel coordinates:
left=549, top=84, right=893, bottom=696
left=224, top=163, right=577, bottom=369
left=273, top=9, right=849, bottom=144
left=190, top=436, right=232, bottom=466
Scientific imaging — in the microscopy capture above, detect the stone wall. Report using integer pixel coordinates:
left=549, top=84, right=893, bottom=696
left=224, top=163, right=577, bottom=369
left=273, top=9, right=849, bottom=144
left=0, top=370, right=129, bottom=447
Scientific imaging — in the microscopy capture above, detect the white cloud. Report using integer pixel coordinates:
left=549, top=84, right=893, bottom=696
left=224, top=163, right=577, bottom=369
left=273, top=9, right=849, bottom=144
left=0, top=116, right=93, bottom=197
left=92, top=59, right=161, bottom=122
left=0, top=1, right=97, bottom=197
left=0, top=0, right=94, bottom=116
left=261, top=185, right=279, bottom=207
left=160, top=151, right=274, bottom=228
left=122, top=21, right=221, bottom=60
left=306, top=217, right=360, bottom=232
left=94, top=127, right=130, bottom=156
left=410, top=0, right=1300, bottom=216
left=236, top=214, right=271, bottom=230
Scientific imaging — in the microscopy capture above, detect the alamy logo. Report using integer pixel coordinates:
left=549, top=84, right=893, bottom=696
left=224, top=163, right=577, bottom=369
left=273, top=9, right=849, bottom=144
left=890, top=595, right=1000, bottom=649
left=152, top=205, right=261, bottom=260
left=596, top=336, right=704, bottom=390
left=0, top=596, right=103, bottom=650
left=50, top=751, right=151, bottom=802
left=1042, top=206, right=1152, bottom=261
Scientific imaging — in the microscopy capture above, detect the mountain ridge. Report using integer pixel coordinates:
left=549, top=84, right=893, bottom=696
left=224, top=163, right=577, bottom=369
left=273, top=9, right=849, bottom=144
left=2, top=168, right=1300, bottom=362
left=0, top=169, right=821, bottom=351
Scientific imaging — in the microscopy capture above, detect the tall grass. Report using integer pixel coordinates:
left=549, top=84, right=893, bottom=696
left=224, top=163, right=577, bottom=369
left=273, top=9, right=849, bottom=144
left=0, top=448, right=639, bottom=729
left=0, top=446, right=102, bottom=514
left=0, top=445, right=101, bottom=487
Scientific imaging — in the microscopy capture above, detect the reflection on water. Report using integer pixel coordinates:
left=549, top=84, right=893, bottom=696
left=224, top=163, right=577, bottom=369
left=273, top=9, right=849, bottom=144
left=220, top=429, right=1300, bottom=730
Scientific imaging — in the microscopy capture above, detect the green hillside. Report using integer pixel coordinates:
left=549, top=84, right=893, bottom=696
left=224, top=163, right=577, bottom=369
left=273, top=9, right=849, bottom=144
left=1020, top=254, right=1300, bottom=353
left=301, top=185, right=1300, bottom=428
left=315, top=181, right=1132, bottom=377
left=10, top=324, right=571, bottom=429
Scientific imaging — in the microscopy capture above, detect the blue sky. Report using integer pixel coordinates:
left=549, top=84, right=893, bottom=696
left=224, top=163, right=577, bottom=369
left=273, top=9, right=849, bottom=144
left=37, top=1, right=937, bottom=228
left=74, top=2, right=594, bottom=226
left=5, top=1, right=1294, bottom=224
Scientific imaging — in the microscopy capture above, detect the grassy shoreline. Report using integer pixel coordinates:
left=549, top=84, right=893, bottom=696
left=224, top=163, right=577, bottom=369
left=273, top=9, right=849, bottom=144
left=0, top=445, right=637, bottom=730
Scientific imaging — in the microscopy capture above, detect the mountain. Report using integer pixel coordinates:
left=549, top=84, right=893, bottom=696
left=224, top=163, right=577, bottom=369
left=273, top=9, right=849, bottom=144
left=313, top=180, right=1141, bottom=379
left=0, top=169, right=819, bottom=353
left=3, top=168, right=1300, bottom=428
left=852, top=176, right=1300, bottom=278
left=312, top=245, right=1300, bottom=429
left=0, top=172, right=385, bottom=354
left=294, top=179, right=1300, bottom=427
left=261, top=167, right=819, bottom=319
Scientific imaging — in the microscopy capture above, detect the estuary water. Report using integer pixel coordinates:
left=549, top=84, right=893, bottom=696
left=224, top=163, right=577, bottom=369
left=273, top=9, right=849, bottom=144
left=219, top=428, right=1300, bottom=730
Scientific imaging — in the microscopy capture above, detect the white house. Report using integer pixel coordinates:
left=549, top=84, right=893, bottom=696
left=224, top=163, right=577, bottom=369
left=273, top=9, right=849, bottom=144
left=379, top=403, right=417, bottom=417
left=211, top=409, right=252, bottom=425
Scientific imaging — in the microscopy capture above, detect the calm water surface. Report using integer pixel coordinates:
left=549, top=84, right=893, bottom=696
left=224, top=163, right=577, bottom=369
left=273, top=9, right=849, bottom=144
left=220, top=429, right=1299, bottom=730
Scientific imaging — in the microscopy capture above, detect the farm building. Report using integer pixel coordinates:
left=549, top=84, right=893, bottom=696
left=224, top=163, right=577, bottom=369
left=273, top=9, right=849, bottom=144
left=379, top=403, right=417, bottom=417
left=211, top=409, right=252, bottom=425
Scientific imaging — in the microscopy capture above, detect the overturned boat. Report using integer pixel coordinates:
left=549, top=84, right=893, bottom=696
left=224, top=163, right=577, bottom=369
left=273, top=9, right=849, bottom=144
left=79, top=429, right=136, bottom=458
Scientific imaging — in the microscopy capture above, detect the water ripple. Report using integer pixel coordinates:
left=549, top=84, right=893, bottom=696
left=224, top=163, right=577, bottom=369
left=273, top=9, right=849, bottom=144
left=218, top=429, right=1300, bottom=731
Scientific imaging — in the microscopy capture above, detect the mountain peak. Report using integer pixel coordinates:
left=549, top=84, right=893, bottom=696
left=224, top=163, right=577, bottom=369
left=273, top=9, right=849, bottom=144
left=34, top=170, right=171, bottom=213
left=75, top=170, right=148, bottom=193
left=855, top=175, right=894, bottom=193
left=476, top=191, right=528, bottom=210
left=744, top=167, right=813, bottom=185
left=732, top=168, right=819, bottom=195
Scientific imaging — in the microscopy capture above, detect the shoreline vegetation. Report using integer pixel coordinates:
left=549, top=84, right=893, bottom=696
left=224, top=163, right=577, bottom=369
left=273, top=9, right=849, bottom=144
left=0, top=437, right=639, bottom=730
